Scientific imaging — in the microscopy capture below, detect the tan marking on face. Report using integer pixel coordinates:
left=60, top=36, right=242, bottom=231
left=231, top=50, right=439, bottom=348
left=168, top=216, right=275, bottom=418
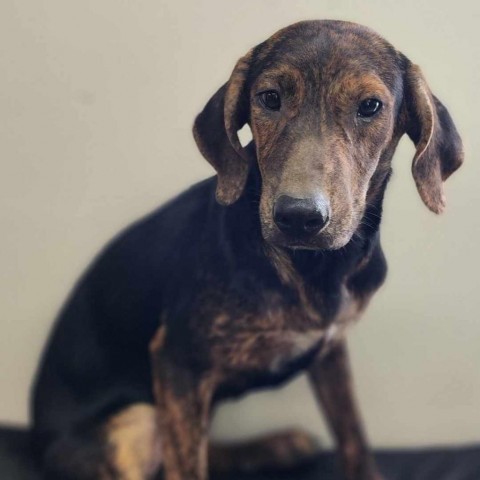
left=105, top=404, right=162, bottom=480
left=328, top=74, right=390, bottom=107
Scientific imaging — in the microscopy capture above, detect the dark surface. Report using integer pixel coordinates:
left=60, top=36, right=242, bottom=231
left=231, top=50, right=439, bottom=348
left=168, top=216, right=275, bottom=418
left=1, top=425, right=479, bottom=480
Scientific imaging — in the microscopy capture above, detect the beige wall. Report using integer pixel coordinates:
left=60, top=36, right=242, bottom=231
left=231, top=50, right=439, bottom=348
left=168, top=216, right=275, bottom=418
left=1, top=0, right=479, bottom=447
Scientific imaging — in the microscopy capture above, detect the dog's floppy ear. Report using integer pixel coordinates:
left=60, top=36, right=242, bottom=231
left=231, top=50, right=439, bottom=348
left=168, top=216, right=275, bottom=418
left=403, top=61, right=464, bottom=213
left=193, top=50, right=253, bottom=205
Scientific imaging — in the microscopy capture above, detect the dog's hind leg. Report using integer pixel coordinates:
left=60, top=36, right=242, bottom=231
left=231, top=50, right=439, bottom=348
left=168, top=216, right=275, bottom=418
left=104, top=403, right=163, bottom=480
left=41, top=431, right=114, bottom=480
left=41, top=403, right=162, bottom=480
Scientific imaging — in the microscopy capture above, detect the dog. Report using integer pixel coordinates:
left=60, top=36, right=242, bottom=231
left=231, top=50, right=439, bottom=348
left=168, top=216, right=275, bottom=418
left=31, top=20, right=463, bottom=480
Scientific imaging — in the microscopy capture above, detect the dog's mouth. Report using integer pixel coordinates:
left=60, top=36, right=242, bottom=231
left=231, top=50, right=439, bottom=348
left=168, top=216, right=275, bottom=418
left=265, top=229, right=353, bottom=252
left=261, top=215, right=357, bottom=251
left=271, top=237, right=328, bottom=251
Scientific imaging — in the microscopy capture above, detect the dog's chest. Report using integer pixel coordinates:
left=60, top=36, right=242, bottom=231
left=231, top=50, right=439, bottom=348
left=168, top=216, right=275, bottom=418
left=267, top=287, right=365, bottom=372
left=210, top=286, right=365, bottom=377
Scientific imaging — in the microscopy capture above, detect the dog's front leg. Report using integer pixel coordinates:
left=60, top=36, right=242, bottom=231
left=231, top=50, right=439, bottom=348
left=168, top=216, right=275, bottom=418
left=308, top=340, right=383, bottom=480
left=150, top=328, right=215, bottom=480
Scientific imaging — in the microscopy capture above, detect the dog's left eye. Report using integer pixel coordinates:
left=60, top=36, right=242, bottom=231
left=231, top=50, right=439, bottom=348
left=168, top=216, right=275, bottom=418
left=357, top=98, right=382, bottom=118
left=259, top=90, right=281, bottom=111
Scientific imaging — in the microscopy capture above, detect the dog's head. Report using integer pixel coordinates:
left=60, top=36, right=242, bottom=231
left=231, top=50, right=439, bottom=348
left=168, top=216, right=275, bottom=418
left=194, top=20, right=463, bottom=250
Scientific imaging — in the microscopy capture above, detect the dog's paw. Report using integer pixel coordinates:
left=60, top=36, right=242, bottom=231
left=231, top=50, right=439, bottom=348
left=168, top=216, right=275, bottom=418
left=259, top=428, right=320, bottom=468
left=210, top=428, right=320, bottom=473
left=344, top=469, right=386, bottom=480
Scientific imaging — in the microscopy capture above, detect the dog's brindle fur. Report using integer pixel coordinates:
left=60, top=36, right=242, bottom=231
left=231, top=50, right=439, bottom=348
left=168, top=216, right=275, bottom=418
left=31, top=20, right=463, bottom=480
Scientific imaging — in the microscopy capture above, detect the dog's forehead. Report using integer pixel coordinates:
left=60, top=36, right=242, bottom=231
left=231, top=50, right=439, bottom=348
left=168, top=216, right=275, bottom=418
left=251, top=20, right=401, bottom=89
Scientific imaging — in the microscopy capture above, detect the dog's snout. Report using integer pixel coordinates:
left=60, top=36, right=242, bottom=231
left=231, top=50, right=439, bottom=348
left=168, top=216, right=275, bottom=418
left=273, top=195, right=330, bottom=237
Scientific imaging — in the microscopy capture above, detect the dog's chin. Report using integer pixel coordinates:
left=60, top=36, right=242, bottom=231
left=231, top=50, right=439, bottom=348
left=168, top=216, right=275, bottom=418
left=263, top=231, right=353, bottom=252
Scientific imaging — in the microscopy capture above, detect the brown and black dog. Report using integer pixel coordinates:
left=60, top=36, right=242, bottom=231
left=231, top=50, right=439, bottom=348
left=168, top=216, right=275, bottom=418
left=31, top=20, right=463, bottom=480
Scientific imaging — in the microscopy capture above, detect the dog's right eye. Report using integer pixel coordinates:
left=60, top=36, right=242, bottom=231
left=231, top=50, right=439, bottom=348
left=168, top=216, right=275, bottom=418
left=259, top=90, right=281, bottom=111
left=357, top=98, right=383, bottom=118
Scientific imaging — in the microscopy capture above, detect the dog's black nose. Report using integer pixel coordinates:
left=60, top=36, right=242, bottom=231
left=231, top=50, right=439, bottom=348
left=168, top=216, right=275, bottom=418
left=273, top=195, right=330, bottom=237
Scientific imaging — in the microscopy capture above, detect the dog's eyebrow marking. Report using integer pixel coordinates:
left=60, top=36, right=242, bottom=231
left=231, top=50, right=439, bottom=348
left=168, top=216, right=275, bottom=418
left=329, top=73, right=390, bottom=100
left=253, top=65, right=304, bottom=93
